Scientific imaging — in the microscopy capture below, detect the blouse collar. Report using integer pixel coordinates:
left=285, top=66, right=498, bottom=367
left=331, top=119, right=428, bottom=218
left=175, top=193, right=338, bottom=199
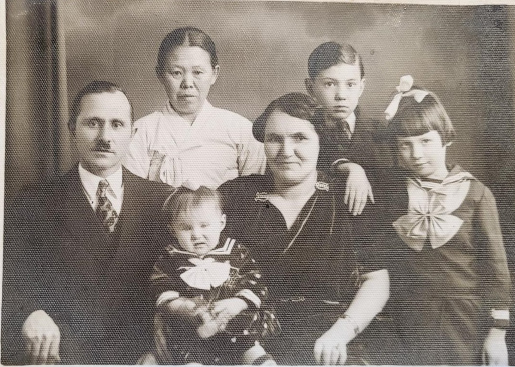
left=162, top=99, right=213, bottom=124
left=410, top=165, right=475, bottom=191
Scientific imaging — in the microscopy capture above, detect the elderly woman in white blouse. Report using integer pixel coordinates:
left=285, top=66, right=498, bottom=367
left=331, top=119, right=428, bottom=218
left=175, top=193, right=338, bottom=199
left=124, top=27, right=265, bottom=189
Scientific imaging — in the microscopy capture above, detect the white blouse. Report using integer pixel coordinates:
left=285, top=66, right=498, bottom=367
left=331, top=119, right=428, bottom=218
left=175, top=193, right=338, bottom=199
left=124, top=101, right=266, bottom=189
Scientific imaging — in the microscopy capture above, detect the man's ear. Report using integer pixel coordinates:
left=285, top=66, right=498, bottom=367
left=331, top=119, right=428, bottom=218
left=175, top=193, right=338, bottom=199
left=305, top=78, right=314, bottom=97
left=220, top=213, right=227, bottom=231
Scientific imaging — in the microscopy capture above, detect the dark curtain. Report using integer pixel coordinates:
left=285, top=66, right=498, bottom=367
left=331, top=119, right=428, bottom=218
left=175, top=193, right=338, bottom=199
left=5, top=0, right=69, bottom=200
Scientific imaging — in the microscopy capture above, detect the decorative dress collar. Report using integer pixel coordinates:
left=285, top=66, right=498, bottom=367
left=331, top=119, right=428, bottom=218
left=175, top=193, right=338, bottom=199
left=393, top=165, right=475, bottom=252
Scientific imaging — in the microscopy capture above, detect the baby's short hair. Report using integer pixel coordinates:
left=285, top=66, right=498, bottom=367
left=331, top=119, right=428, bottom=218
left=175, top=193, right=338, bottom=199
left=308, top=41, right=364, bottom=79
left=163, top=186, right=224, bottom=226
left=387, top=89, right=456, bottom=146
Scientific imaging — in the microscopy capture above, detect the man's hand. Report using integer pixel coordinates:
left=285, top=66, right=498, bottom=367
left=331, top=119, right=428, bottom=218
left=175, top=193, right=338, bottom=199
left=482, top=327, right=508, bottom=365
left=22, top=310, right=61, bottom=364
left=337, top=162, right=374, bottom=216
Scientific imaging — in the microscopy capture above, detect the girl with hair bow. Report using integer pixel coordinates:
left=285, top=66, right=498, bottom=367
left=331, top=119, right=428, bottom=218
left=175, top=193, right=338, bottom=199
left=380, top=76, right=511, bottom=365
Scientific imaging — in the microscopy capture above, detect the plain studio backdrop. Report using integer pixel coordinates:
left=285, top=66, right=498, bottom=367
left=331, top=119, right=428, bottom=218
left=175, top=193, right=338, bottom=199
left=5, top=1, right=515, bottom=195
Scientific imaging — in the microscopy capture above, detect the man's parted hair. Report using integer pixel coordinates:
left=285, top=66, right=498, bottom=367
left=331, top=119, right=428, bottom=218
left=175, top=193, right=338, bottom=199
left=68, top=80, right=134, bottom=132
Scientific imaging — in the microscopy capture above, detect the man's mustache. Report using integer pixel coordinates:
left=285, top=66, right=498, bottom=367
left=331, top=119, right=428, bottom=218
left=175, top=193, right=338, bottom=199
left=93, top=140, right=112, bottom=151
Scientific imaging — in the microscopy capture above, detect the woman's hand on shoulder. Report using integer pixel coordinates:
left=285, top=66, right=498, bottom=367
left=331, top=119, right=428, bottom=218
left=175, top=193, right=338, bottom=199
left=482, top=327, right=508, bottom=365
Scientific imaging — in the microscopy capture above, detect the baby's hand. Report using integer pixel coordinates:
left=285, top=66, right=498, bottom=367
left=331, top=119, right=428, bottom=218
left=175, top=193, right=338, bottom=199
left=164, top=297, right=197, bottom=318
left=196, top=298, right=249, bottom=339
left=196, top=310, right=220, bottom=339
left=211, top=297, right=249, bottom=322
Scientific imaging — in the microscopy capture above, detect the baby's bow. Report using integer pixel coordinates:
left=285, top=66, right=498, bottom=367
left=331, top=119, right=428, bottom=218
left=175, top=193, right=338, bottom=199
left=384, top=75, right=429, bottom=121
left=180, top=257, right=231, bottom=290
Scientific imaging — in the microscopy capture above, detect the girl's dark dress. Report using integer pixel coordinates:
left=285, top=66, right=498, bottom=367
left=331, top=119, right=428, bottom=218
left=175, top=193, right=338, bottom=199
left=219, top=173, right=384, bottom=365
left=379, top=165, right=511, bottom=365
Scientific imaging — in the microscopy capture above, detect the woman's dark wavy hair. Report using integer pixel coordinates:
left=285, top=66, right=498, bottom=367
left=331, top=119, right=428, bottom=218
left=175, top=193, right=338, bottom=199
left=253, top=92, right=324, bottom=142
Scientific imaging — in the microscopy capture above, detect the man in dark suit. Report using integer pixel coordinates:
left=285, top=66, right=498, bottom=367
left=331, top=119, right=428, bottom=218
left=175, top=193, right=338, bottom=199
left=2, top=81, right=171, bottom=364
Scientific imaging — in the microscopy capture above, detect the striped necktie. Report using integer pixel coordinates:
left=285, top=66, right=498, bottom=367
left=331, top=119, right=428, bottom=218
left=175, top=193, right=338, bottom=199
left=96, top=179, right=118, bottom=232
left=342, top=120, right=352, bottom=140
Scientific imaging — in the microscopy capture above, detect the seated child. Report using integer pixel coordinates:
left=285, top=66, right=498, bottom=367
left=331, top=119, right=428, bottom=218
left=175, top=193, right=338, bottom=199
left=305, top=41, right=383, bottom=216
left=382, top=75, right=511, bottom=365
left=150, top=185, right=279, bottom=365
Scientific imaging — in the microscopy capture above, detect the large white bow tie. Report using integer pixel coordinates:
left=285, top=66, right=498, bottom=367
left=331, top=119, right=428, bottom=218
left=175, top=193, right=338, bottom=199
left=179, top=257, right=231, bottom=290
left=393, top=177, right=471, bottom=252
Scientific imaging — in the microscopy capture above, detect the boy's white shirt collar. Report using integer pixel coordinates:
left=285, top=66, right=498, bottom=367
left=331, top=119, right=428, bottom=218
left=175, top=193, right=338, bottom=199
left=346, top=112, right=356, bottom=134
left=78, top=163, right=124, bottom=213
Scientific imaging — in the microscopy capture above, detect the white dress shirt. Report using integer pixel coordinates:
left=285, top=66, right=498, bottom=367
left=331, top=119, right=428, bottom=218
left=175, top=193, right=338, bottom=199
left=123, top=100, right=266, bottom=189
left=78, top=163, right=124, bottom=214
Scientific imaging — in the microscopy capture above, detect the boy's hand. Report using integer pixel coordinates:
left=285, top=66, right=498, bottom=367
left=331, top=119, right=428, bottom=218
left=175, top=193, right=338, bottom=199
left=338, top=162, right=374, bottom=216
left=482, top=327, right=508, bottom=365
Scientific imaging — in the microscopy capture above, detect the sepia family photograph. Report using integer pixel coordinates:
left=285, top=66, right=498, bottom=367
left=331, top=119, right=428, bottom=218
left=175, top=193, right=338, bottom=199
left=2, top=0, right=515, bottom=365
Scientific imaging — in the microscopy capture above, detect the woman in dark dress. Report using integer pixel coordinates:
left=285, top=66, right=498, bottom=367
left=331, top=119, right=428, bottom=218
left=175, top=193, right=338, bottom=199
left=219, top=93, right=389, bottom=365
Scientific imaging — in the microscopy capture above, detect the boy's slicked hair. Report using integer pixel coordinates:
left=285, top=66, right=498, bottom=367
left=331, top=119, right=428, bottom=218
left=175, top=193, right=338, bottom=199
left=156, top=26, right=218, bottom=74
left=68, top=80, right=134, bottom=132
left=163, top=186, right=224, bottom=227
left=308, top=41, right=365, bottom=79
left=387, top=89, right=456, bottom=146
left=252, top=93, right=323, bottom=142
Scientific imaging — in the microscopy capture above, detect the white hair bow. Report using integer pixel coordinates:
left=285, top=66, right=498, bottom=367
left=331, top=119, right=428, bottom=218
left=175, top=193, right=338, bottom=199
left=384, top=75, right=429, bottom=121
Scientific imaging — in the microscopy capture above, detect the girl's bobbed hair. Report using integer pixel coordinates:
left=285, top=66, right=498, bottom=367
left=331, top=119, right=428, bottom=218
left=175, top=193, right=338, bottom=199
left=387, top=89, right=456, bottom=146
left=163, top=186, right=224, bottom=227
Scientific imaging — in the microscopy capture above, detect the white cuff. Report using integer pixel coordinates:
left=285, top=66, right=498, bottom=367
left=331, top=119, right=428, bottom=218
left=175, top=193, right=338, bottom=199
left=491, top=309, right=510, bottom=320
left=331, top=158, right=350, bottom=168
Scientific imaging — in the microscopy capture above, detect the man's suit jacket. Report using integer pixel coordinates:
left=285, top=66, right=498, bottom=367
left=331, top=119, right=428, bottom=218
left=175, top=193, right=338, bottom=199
left=2, top=166, right=171, bottom=364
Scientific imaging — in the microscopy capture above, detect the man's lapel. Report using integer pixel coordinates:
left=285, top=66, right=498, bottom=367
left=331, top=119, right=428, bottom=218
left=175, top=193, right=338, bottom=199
left=110, top=168, right=147, bottom=272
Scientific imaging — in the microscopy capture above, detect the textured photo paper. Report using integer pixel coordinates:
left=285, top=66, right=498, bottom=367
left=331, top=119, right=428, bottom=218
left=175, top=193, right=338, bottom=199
left=2, top=0, right=514, bottom=365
